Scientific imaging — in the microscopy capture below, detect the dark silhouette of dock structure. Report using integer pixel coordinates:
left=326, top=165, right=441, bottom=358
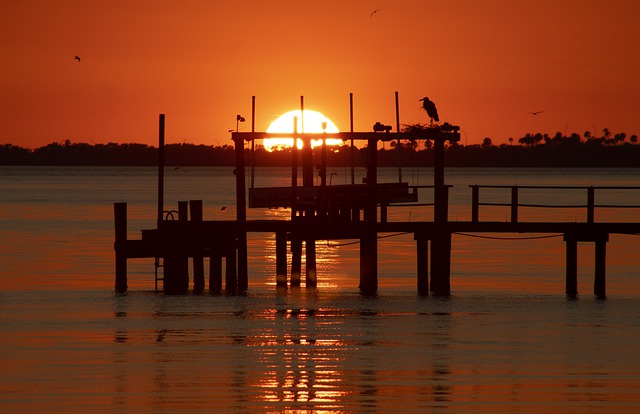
left=114, top=98, right=640, bottom=298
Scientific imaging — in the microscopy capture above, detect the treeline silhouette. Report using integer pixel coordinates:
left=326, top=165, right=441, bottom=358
left=2, top=130, right=639, bottom=167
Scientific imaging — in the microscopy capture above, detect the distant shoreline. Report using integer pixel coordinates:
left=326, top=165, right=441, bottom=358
left=2, top=141, right=640, bottom=168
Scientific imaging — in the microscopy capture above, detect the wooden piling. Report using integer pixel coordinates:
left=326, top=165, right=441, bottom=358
left=359, top=230, right=378, bottom=294
left=114, top=202, right=128, bottom=294
left=564, top=235, right=578, bottom=297
left=234, top=132, right=248, bottom=291
left=190, top=200, right=205, bottom=292
left=430, top=230, right=451, bottom=296
left=163, top=201, right=189, bottom=294
left=416, top=233, right=429, bottom=295
left=594, top=237, right=607, bottom=298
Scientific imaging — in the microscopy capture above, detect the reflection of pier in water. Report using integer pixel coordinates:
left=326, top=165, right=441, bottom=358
left=114, top=97, right=640, bottom=298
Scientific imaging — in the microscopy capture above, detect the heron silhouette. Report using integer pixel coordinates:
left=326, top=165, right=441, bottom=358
left=370, top=8, right=382, bottom=18
left=529, top=111, right=544, bottom=115
left=419, top=97, right=439, bottom=123
left=74, top=56, right=81, bottom=62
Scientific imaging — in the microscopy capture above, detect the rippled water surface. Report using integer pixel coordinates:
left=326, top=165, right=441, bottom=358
left=1, top=166, right=639, bottom=412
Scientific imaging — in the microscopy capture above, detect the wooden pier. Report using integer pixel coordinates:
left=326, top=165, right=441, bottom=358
left=114, top=111, right=640, bottom=298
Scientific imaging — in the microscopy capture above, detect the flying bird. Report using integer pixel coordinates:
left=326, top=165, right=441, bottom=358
left=419, top=97, right=439, bottom=123
left=74, top=56, right=81, bottom=62
left=370, top=8, right=382, bottom=18
left=529, top=111, right=544, bottom=115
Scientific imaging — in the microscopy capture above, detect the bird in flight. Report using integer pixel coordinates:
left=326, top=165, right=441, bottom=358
left=370, top=8, right=382, bottom=18
left=419, top=97, right=440, bottom=123
left=74, top=56, right=81, bottom=62
left=529, top=111, right=544, bottom=115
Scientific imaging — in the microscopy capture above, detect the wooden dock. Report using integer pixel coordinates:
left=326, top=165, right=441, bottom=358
left=114, top=111, right=640, bottom=297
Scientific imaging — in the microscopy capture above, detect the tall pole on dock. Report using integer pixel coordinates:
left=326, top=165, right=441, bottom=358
left=350, top=93, right=355, bottom=185
left=157, top=114, right=165, bottom=224
left=395, top=91, right=402, bottom=183
left=234, top=130, right=248, bottom=291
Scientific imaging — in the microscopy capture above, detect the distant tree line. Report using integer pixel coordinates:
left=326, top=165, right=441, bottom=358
left=2, top=129, right=639, bottom=168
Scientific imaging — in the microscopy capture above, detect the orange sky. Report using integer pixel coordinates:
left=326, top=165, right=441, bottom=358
left=2, top=0, right=639, bottom=148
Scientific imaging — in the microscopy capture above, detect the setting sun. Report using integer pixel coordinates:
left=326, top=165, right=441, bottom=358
left=264, top=110, right=341, bottom=151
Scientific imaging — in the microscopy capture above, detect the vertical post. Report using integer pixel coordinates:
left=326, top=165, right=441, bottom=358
left=471, top=185, right=479, bottom=223
left=430, top=231, right=451, bottom=296
left=433, top=137, right=448, bottom=223
left=359, top=231, right=378, bottom=294
left=587, top=187, right=595, bottom=224
left=291, top=117, right=298, bottom=220
left=190, top=200, right=205, bottom=292
left=360, top=136, right=378, bottom=294
left=114, top=202, right=128, bottom=294
left=276, top=231, right=288, bottom=287
left=157, top=114, right=165, bottom=224
left=511, top=186, right=519, bottom=224
left=233, top=132, right=248, bottom=291
left=564, top=234, right=578, bottom=298
left=395, top=91, right=402, bottom=183
left=250, top=96, right=256, bottom=189
left=594, top=236, right=607, bottom=298
left=164, top=202, right=189, bottom=294
left=416, top=233, right=429, bottom=295
left=350, top=93, right=355, bottom=185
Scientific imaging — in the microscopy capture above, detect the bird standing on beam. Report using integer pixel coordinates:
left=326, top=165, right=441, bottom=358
left=419, top=97, right=439, bottom=124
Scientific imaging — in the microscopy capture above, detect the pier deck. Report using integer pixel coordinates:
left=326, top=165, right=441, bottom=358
left=114, top=110, right=639, bottom=297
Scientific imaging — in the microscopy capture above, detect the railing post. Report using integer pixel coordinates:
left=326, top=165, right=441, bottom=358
left=471, top=185, right=479, bottom=222
left=587, top=187, right=595, bottom=224
left=114, top=202, right=128, bottom=294
left=511, top=186, right=518, bottom=223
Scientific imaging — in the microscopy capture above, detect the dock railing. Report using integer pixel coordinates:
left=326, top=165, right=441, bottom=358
left=470, top=185, right=640, bottom=224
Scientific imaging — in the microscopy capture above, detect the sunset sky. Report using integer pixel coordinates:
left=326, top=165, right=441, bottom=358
left=2, top=0, right=639, bottom=148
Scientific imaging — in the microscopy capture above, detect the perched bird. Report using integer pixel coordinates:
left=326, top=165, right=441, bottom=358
left=370, top=8, right=382, bottom=18
left=529, top=111, right=544, bottom=115
left=74, top=56, right=81, bottom=62
left=419, top=97, right=439, bottom=123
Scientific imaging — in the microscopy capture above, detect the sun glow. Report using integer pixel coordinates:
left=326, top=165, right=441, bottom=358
left=264, top=110, right=341, bottom=151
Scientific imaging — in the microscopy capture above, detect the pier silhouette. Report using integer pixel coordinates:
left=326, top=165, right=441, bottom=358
left=114, top=98, right=640, bottom=298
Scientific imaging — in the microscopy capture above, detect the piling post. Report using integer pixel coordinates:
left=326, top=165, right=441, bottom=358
left=157, top=114, right=165, bottom=224
left=359, top=230, right=378, bottom=294
left=190, top=200, right=205, bottom=292
left=430, top=135, right=451, bottom=295
left=587, top=187, right=595, bottom=224
left=233, top=132, right=249, bottom=291
left=276, top=231, right=288, bottom=287
left=511, top=186, right=519, bottom=223
left=416, top=232, right=429, bottom=295
left=430, top=231, right=451, bottom=296
left=564, top=234, right=578, bottom=297
left=163, top=201, right=189, bottom=294
left=594, top=235, right=608, bottom=298
left=471, top=185, right=479, bottom=223
left=359, top=136, right=378, bottom=294
left=114, top=202, right=128, bottom=294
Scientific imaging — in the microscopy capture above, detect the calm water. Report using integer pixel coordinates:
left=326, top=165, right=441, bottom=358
left=1, top=166, right=639, bottom=412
